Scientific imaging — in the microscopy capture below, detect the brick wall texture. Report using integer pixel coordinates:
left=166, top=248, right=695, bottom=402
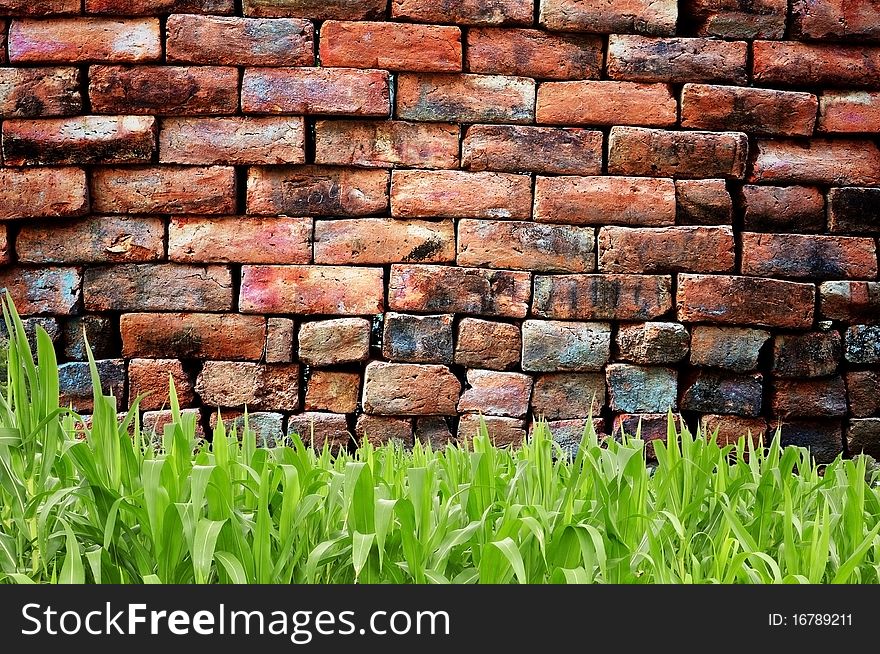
left=1, top=0, right=879, bottom=461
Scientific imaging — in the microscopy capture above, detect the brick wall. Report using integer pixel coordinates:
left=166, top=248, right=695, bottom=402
left=0, top=0, right=878, bottom=460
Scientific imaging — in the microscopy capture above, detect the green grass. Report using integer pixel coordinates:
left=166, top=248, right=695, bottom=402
left=0, top=295, right=879, bottom=584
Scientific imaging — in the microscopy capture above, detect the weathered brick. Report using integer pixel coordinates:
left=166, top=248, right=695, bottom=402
left=241, top=67, right=389, bottom=116
left=9, top=19, right=160, bottom=63
left=540, top=0, right=677, bottom=34
left=169, top=217, right=312, bottom=265
left=167, top=15, right=313, bottom=67
left=537, top=81, right=676, bottom=127
left=677, top=275, right=815, bottom=329
left=246, top=166, right=388, bottom=216
left=60, top=360, right=125, bottom=413
left=779, top=420, right=843, bottom=463
left=741, top=233, right=877, bottom=281
left=533, top=274, right=673, bottom=321
left=599, top=226, right=735, bottom=274
left=17, top=216, right=163, bottom=264
left=847, top=371, right=880, bottom=417
left=458, top=415, right=526, bottom=446
left=848, top=419, right=880, bottom=459
left=298, top=318, right=370, bottom=366
left=90, top=65, right=239, bottom=115
left=84, top=264, right=232, bottom=312
left=128, top=358, right=195, bottom=411
left=208, top=411, right=285, bottom=447
left=362, top=361, right=460, bottom=416
left=741, top=185, right=825, bottom=233
left=305, top=370, right=360, bottom=414
left=240, top=265, right=384, bottom=315
left=607, top=364, right=678, bottom=414
left=0, top=0, right=79, bottom=14
left=92, top=166, right=236, bottom=214
left=749, top=139, right=880, bottom=186
left=392, top=170, right=531, bottom=219
left=541, top=418, right=605, bottom=457
left=820, top=282, right=880, bottom=323
left=62, top=315, right=117, bottom=360
left=791, top=0, right=880, bottom=41
left=681, top=84, right=817, bottom=137
left=315, top=120, right=459, bottom=169
left=414, top=416, right=454, bottom=446
left=689, top=326, right=769, bottom=372
left=88, top=0, right=234, bottom=14
left=819, top=92, right=880, bottom=134
left=120, top=313, right=266, bottom=360
left=846, top=325, right=880, bottom=364
left=685, top=0, right=787, bottom=39
left=531, top=373, right=605, bottom=420
left=772, top=331, right=841, bottom=379
left=462, top=125, right=602, bottom=175
left=382, top=313, right=454, bottom=364
left=699, top=415, right=769, bottom=446
left=521, top=320, right=611, bottom=372
left=458, top=220, right=596, bottom=273
left=466, top=28, right=602, bottom=80
left=4, top=116, right=155, bottom=166
left=390, top=265, right=531, bottom=318
left=753, top=42, right=880, bottom=89
left=455, top=319, right=520, bottom=371
left=681, top=371, right=763, bottom=416
left=392, top=0, right=532, bottom=25
left=356, top=415, right=414, bottom=447
left=534, top=176, right=676, bottom=226
left=265, top=318, right=294, bottom=364
left=196, top=362, right=300, bottom=410
left=458, top=369, right=532, bottom=418
left=609, top=127, right=749, bottom=179
left=314, top=219, right=454, bottom=266
left=160, top=117, right=305, bottom=165
left=0, top=67, right=81, bottom=117
left=675, top=179, right=733, bottom=225
left=396, top=73, right=534, bottom=124
left=142, top=409, right=204, bottom=441
left=0, top=227, right=7, bottom=264
left=612, top=413, right=681, bottom=458
left=320, top=20, right=460, bottom=72
left=287, top=412, right=351, bottom=451
left=828, top=188, right=880, bottom=235
left=616, top=322, right=690, bottom=365
left=0, top=317, right=60, bottom=352
left=608, top=36, right=748, bottom=84
left=772, top=378, right=847, bottom=418
left=0, top=267, right=80, bottom=315
left=0, top=167, right=87, bottom=219
left=244, top=0, right=384, bottom=20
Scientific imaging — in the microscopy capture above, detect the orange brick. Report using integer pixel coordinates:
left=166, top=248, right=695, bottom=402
left=749, top=139, right=880, bottom=186
left=17, top=216, right=164, bottom=263
left=753, top=41, right=880, bottom=88
left=818, top=91, right=880, bottom=134
left=741, top=233, right=877, bottom=281
left=314, top=218, right=455, bottom=265
left=363, top=361, right=461, bottom=416
left=540, top=0, right=677, bottom=34
left=396, top=73, right=534, bottom=124
left=246, top=166, right=388, bottom=216
left=87, top=0, right=234, bottom=13
left=391, top=0, right=532, bottom=25
left=314, top=120, right=459, bottom=169
left=598, top=226, right=735, bottom=273
left=608, top=36, right=748, bottom=84
left=169, top=217, right=312, bottom=264
left=305, top=370, right=360, bottom=413
left=533, top=274, right=673, bottom=321
left=159, top=117, right=305, bottom=165
left=0, top=267, right=81, bottom=315
left=128, top=359, right=195, bottom=411
left=537, top=81, right=676, bottom=127
left=243, top=0, right=384, bottom=20
left=1, top=0, right=80, bottom=14
left=0, top=167, right=88, bottom=219
left=91, top=166, right=236, bottom=214
left=390, top=170, right=532, bottom=219
left=0, top=67, right=81, bottom=117
left=792, top=0, right=880, bottom=43
left=120, top=313, right=266, bottom=360
left=462, top=125, right=602, bottom=175
left=534, top=176, right=676, bottom=226
left=9, top=18, right=161, bottom=63
left=466, top=28, right=602, bottom=80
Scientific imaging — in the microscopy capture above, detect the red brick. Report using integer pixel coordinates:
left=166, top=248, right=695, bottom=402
left=305, top=370, right=360, bottom=414
left=457, top=219, right=595, bottom=273
left=608, top=36, right=748, bottom=84
left=613, top=413, right=682, bottom=459
left=609, top=127, right=749, bottom=179
left=753, top=41, right=880, bottom=89
left=240, top=265, right=384, bottom=315
left=827, top=188, right=880, bottom=235
left=128, top=358, right=195, bottom=411
left=244, top=0, right=385, bottom=20
left=534, top=176, right=676, bottom=226
left=616, top=322, right=690, bottom=364
left=90, top=65, right=239, bottom=115
left=17, top=216, right=164, bottom=264
left=791, top=0, right=880, bottom=41
left=417, top=417, right=458, bottom=447
left=462, top=125, right=600, bottom=176
left=819, top=281, right=880, bottom=323
left=288, top=412, right=352, bottom=451
left=846, top=371, right=880, bottom=417
left=681, top=85, right=817, bottom=137
left=741, top=185, right=825, bottom=233
left=458, top=369, right=532, bottom=418
left=265, top=318, right=294, bottom=363
left=677, top=274, right=815, bottom=329
left=531, top=373, right=605, bottom=420
left=599, top=226, right=734, bottom=274
left=741, top=233, right=877, bottom=281
left=392, top=0, right=532, bottom=25
left=241, top=68, right=389, bottom=116
left=120, top=313, right=266, bottom=360
left=533, top=274, right=673, bottom=321
left=818, top=92, right=880, bottom=134
left=699, top=415, right=768, bottom=446
left=772, top=377, right=847, bottom=418
left=0, top=0, right=79, bottom=14
left=9, top=19, right=161, bottom=63
left=3, top=116, right=156, bottom=166
left=197, top=362, right=300, bottom=411
left=0, top=67, right=81, bottom=117
left=320, top=20, right=460, bottom=73
left=537, top=81, right=676, bottom=127
left=389, top=265, right=531, bottom=318
left=382, top=313, right=453, bottom=364
left=246, top=166, right=388, bottom=216
left=363, top=361, right=460, bottom=416
left=0, top=226, right=8, bottom=264
left=675, top=179, right=733, bottom=225
left=391, top=170, right=531, bottom=219
left=772, top=331, right=841, bottom=379
left=689, top=326, right=769, bottom=372
left=167, top=15, right=313, bottom=66
left=314, top=218, right=455, bottom=265
left=298, top=318, right=371, bottom=366
left=92, top=166, right=236, bottom=215
left=142, top=409, right=204, bottom=441
left=169, top=217, right=312, bottom=264
left=0, top=167, right=88, bottom=219
left=466, top=28, right=602, bottom=80
left=88, top=0, right=234, bottom=14
left=749, top=139, right=880, bottom=186
left=84, top=263, right=233, bottom=312
left=458, top=415, right=526, bottom=446
left=160, top=117, right=305, bottom=165
left=686, top=0, right=787, bottom=39
left=848, top=419, right=880, bottom=459
left=455, top=318, right=521, bottom=371
left=540, top=0, right=677, bottom=34
left=314, top=120, right=459, bottom=169
left=396, top=73, right=534, bottom=124
left=356, top=415, right=414, bottom=447
left=0, top=267, right=80, bottom=315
